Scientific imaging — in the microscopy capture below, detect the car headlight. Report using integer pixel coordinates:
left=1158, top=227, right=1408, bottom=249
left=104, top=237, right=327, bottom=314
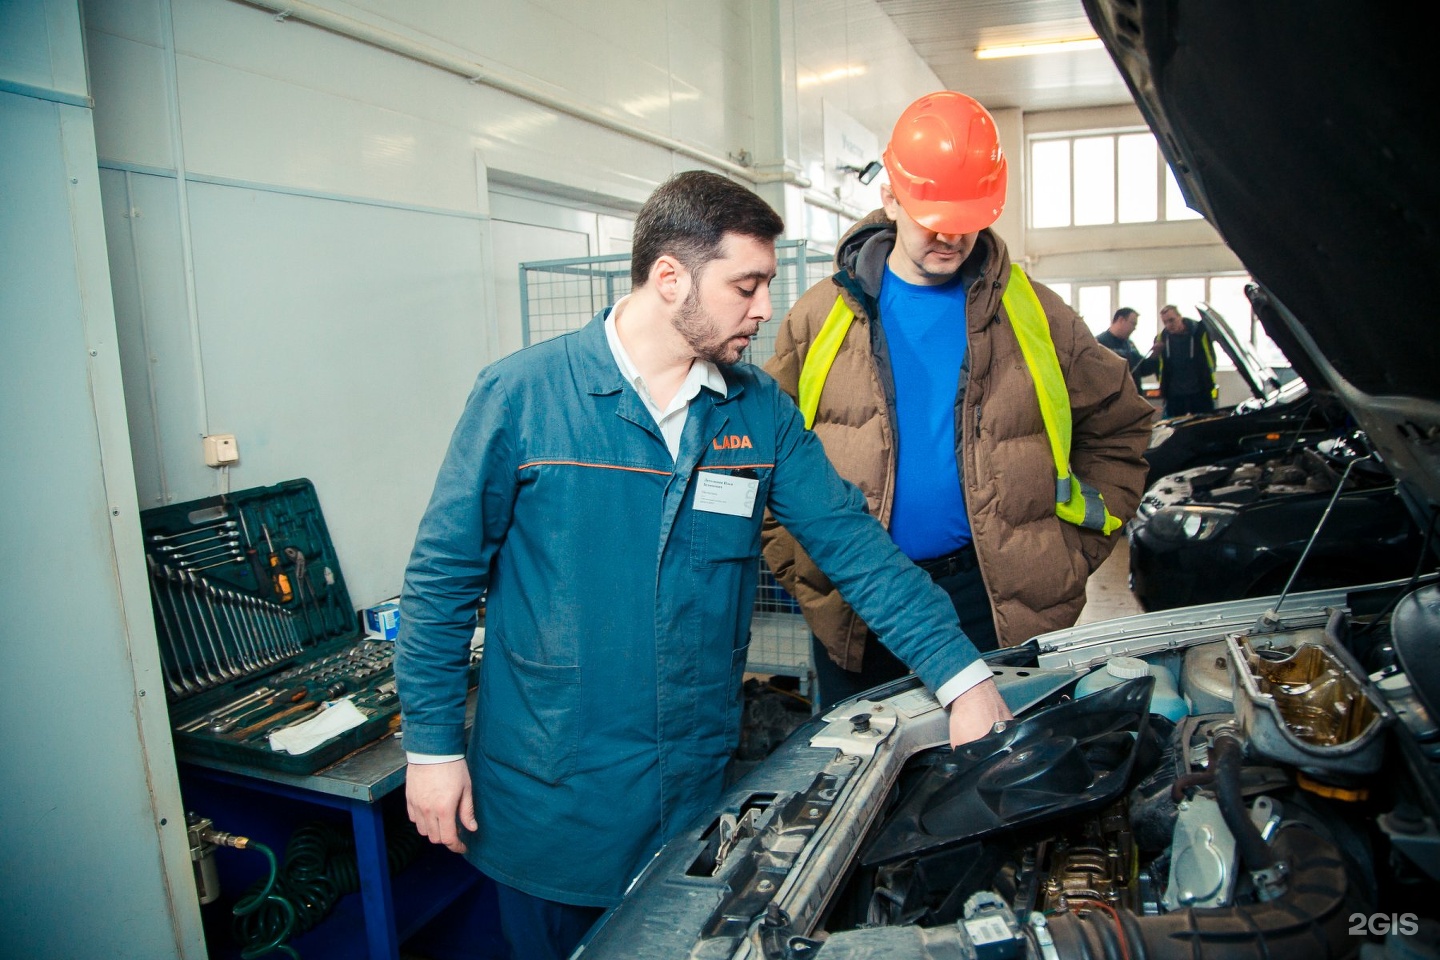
left=1148, top=424, right=1175, bottom=449
left=1144, top=505, right=1237, bottom=541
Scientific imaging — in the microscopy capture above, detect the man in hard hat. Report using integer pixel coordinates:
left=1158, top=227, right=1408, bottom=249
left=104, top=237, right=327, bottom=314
left=397, top=170, right=1011, bottom=959
left=762, top=91, right=1154, bottom=709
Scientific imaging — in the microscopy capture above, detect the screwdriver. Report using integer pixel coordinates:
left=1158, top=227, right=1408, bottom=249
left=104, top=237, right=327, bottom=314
left=262, top=523, right=293, bottom=603
left=239, top=510, right=268, bottom=586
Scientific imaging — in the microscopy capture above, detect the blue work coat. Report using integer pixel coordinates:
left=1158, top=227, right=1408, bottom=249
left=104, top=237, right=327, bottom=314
left=396, top=312, right=979, bottom=906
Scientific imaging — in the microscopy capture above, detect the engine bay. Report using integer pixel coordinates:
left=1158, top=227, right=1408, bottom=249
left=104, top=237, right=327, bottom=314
left=802, top=595, right=1438, bottom=960
left=1143, top=434, right=1391, bottom=511
left=579, top=582, right=1440, bottom=960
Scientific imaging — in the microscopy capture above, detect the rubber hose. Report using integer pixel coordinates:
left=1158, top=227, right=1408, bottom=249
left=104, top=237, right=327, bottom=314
left=1169, top=769, right=1215, bottom=803
left=1043, top=825, right=1359, bottom=960
left=229, top=841, right=300, bottom=960
left=1210, top=734, right=1276, bottom=873
left=1324, top=608, right=1347, bottom=650
left=233, top=817, right=431, bottom=957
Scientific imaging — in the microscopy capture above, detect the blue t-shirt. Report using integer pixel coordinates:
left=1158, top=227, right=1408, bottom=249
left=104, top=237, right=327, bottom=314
left=879, top=265, right=971, bottom=560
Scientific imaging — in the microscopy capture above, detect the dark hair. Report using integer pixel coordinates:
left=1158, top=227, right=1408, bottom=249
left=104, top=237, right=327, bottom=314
left=1113, top=307, right=1138, bottom=323
left=630, top=171, right=784, bottom=288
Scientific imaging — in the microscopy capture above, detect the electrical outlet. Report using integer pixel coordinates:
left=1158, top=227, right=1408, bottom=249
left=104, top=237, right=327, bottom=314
left=203, top=433, right=239, bottom=467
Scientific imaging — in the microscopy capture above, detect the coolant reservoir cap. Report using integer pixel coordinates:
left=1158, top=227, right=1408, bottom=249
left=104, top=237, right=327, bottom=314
left=1106, top=656, right=1150, bottom=680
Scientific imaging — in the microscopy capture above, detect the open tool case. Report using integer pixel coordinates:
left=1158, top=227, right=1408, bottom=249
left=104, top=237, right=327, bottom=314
left=142, top=479, right=400, bottom=774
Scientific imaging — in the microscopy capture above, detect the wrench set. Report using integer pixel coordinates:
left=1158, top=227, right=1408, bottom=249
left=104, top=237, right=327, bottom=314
left=141, top=479, right=408, bottom=774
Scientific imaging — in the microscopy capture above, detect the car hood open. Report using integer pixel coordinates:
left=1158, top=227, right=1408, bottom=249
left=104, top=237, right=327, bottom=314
left=1083, top=0, right=1440, bottom=505
left=1197, top=303, right=1277, bottom=402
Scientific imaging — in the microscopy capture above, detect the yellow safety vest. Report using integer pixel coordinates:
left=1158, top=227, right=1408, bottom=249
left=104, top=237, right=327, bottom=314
left=1153, top=326, right=1219, bottom=400
left=797, top=264, right=1123, bottom=535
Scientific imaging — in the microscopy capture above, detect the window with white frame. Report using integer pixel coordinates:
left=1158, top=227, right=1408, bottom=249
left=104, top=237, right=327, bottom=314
left=1030, top=129, right=1204, bottom=228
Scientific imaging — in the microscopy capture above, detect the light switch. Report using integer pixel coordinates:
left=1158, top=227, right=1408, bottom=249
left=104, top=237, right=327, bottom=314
left=203, top=433, right=239, bottom=467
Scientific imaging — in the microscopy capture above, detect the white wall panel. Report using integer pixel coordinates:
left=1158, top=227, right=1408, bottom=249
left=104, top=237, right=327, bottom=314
left=177, top=56, right=483, bottom=212
left=501, top=4, right=610, bottom=97
left=992, top=107, right=1024, bottom=258
left=790, top=0, right=945, bottom=210
left=346, top=0, right=614, bottom=96
left=603, top=55, right=678, bottom=130
left=168, top=0, right=748, bottom=204
left=79, top=0, right=164, bottom=44
left=1, top=83, right=201, bottom=959
left=100, top=168, right=210, bottom=507
left=592, top=0, right=670, bottom=60
left=101, top=167, right=165, bottom=505
left=668, top=3, right=732, bottom=130
left=182, top=181, right=491, bottom=605
left=0, top=0, right=87, bottom=95
left=484, top=114, right=680, bottom=207
left=598, top=212, right=634, bottom=255
left=86, top=28, right=175, bottom=171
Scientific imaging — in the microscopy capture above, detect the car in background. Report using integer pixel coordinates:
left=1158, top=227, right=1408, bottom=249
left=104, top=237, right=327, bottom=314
left=579, top=3, right=1440, bottom=958
left=1130, top=430, right=1425, bottom=609
left=1143, top=304, right=1346, bottom=487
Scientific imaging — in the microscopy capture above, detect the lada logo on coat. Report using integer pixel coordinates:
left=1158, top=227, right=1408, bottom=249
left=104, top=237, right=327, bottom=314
left=712, top=435, right=754, bottom=450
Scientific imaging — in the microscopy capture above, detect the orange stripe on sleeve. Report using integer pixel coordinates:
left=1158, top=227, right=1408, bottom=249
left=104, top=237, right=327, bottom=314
left=517, top=460, right=672, bottom=476
left=696, top=463, right=774, bottom=471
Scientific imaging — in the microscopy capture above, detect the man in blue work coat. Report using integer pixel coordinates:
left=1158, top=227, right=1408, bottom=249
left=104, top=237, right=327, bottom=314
left=395, top=170, right=1012, bottom=960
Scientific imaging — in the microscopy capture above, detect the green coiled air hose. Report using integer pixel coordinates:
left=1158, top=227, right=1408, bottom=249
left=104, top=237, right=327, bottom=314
left=232, top=817, right=428, bottom=958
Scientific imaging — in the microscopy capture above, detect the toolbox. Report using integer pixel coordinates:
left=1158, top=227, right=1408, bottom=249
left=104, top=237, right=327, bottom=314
left=141, top=479, right=412, bottom=773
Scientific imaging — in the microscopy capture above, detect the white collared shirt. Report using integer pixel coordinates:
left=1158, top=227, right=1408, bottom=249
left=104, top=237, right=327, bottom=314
left=604, top=298, right=727, bottom=460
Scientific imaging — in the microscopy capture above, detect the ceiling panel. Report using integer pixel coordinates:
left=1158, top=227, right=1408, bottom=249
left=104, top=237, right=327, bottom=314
left=875, top=0, right=1133, bottom=111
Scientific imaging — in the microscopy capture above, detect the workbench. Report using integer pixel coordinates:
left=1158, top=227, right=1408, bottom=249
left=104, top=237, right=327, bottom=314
left=179, top=694, right=488, bottom=960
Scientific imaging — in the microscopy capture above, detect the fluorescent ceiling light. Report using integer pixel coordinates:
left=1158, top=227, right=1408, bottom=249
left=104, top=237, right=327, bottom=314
left=975, top=36, right=1104, bottom=59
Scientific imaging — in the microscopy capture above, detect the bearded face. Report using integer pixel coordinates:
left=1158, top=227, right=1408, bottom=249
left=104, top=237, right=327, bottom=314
left=668, top=234, right=776, bottom=366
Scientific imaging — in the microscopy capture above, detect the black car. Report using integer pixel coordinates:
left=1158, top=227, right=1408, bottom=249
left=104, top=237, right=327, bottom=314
left=1130, top=430, right=1425, bottom=609
left=580, top=4, right=1440, bottom=958
left=1143, top=304, right=1345, bottom=486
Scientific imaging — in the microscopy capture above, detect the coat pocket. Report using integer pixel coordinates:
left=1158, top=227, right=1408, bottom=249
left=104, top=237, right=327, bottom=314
left=691, top=468, right=771, bottom=566
left=479, top=643, right=580, bottom=786
left=693, top=510, right=763, bottom=566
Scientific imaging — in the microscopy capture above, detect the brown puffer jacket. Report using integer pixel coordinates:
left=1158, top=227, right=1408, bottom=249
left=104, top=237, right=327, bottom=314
left=761, top=214, right=1154, bottom=667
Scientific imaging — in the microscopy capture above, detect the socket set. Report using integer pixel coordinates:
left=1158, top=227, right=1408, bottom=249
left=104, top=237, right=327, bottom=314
left=142, top=479, right=402, bottom=773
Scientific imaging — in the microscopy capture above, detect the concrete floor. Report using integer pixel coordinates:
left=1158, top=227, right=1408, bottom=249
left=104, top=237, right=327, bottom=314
left=1076, top=536, right=1146, bottom=624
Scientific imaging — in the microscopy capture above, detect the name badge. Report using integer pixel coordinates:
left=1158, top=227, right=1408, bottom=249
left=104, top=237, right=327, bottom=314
left=694, top=472, right=759, bottom=518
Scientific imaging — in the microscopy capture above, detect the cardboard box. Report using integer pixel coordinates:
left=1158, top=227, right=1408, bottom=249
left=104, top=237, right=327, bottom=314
left=364, top=600, right=401, bottom=641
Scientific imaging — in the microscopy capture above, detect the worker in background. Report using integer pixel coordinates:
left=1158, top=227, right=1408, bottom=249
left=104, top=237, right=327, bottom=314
left=762, top=91, right=1154, bottom=710
left=395, top=170, right=1011, bottom=960
left=1149, top=303, right=1218, bottom=417
left=1097, top=307, right=1148, bottom=392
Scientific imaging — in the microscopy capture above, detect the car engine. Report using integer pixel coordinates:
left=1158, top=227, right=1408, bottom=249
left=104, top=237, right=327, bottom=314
left=800, top=596, right=1439, bottom=960
left=1140, top=434, right=1391, bottom=516
left=579, top=582, right=1440, bottom=960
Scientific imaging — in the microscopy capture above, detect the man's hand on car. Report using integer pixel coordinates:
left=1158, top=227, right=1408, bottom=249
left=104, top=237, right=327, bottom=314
left=947, top=678, right=1013, bottom=747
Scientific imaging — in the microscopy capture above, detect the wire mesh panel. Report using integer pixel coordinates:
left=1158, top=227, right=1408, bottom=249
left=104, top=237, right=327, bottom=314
left=519, top=241, right=835, bottom=683
left=518, top=252, right=633, bottom=346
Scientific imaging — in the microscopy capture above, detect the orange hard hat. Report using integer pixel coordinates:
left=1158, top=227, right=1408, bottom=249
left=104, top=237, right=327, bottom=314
left=883, top=91, right=1007, bottom=235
